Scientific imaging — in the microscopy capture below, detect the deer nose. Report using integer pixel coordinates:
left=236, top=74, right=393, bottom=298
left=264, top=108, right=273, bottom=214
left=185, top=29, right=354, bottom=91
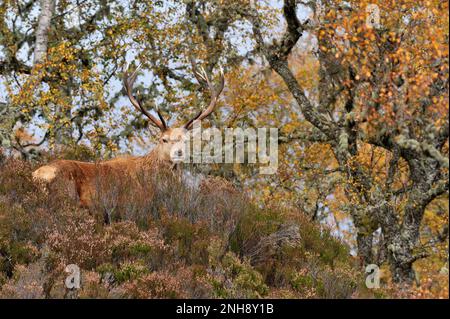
left=176, top=149, right=183, bottom=156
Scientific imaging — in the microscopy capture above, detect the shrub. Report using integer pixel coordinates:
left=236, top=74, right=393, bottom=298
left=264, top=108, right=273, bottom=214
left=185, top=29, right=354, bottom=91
left=120, top=271, right=187, bottom=299
left=0, top=155, right=362, bottom=299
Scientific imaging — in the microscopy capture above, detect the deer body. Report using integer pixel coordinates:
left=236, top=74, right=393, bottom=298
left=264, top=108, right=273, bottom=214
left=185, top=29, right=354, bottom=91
left=32, top=63, right=224, bottom=207
left=33, top=146, right=161, bottom=207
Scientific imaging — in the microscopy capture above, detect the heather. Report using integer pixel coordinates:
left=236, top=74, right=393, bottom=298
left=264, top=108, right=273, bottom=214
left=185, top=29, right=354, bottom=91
left=0, top=154, right=361, bottom=299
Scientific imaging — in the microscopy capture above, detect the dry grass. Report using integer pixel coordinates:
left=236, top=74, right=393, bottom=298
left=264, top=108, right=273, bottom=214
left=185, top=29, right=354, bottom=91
left=0, top=155, right=361, bottom=299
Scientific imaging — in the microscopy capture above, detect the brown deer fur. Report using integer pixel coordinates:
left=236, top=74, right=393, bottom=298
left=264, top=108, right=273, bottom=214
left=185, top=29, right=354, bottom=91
left=32, top=144, right=169, bottom=207
left=32, top=63, right=225, bottom=208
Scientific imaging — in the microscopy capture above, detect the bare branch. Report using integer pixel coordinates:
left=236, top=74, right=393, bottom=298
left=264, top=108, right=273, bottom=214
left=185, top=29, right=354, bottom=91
left=247, top=1, right=338, bottom=140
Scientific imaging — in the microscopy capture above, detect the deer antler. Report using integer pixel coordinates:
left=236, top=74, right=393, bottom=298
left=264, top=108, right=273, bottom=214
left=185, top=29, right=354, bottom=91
left=123, top=62, right=167, bottom=131
left=184, top=60, right=225, bottom=130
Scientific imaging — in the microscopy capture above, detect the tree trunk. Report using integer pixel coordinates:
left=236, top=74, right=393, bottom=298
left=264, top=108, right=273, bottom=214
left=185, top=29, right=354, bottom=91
left=34, top=0, right=56, bottom=66
left=357, top=232, right=374, bottom=266
left=249, top=0, right=449, bottom=287
left=390, top=259, right=415, bottom=284
left=384, top=196, right=425, bottom=284
left=386, top=234, right=416, bottom=284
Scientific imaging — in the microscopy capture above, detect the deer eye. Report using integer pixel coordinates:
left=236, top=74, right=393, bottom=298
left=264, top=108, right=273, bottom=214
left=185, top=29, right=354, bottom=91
left=162, top=138, right=168, bottom=143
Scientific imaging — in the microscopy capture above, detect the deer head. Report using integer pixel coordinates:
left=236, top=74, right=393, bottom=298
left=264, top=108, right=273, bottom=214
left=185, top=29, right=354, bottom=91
left=123, top=61, right=225, bottom=163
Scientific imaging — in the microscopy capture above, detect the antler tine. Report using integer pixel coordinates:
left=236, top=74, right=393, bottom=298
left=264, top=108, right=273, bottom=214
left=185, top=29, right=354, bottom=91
left=184, top=65, right=225, bottom=130
left=155, top=104, right=168, bottom=130
left=217, top=64, right=225, bottom=92
left=196, top=66, right=209, bottom=83
left=128, top=62, right=142, bottom=85
left=189, top=54, right=210, bottom=87
left=122, top=61, right=167, bottom=132
left=183, top=103, right=204, bottom=130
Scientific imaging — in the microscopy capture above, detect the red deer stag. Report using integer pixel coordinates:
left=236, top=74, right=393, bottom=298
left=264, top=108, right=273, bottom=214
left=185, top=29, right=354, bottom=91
left=32, top=62, right=225, bottom=207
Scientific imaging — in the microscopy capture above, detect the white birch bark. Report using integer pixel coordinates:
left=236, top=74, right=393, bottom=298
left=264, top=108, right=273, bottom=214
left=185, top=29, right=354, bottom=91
left=33, top=0, right=56, bottom=66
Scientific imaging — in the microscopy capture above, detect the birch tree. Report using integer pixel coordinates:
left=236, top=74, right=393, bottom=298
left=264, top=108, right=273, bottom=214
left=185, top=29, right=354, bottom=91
left=33, top=0, right=55, bottom=66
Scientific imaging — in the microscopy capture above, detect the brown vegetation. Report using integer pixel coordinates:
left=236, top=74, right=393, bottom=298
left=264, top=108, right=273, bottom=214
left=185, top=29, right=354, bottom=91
left=0, top=153, right=362, bottom=299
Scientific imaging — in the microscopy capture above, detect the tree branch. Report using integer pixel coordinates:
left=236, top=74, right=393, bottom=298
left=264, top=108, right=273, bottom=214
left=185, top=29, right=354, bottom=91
left=248, top=1, right=338, bottom=140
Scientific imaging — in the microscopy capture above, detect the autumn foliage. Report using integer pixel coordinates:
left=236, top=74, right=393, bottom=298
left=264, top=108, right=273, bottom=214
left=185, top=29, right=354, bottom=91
left=0, top=0, right=448, bottom=298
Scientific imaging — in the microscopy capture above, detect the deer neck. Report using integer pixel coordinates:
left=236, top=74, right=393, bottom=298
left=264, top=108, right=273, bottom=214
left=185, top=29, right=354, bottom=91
left=140, top=146, right=171, bottom=169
